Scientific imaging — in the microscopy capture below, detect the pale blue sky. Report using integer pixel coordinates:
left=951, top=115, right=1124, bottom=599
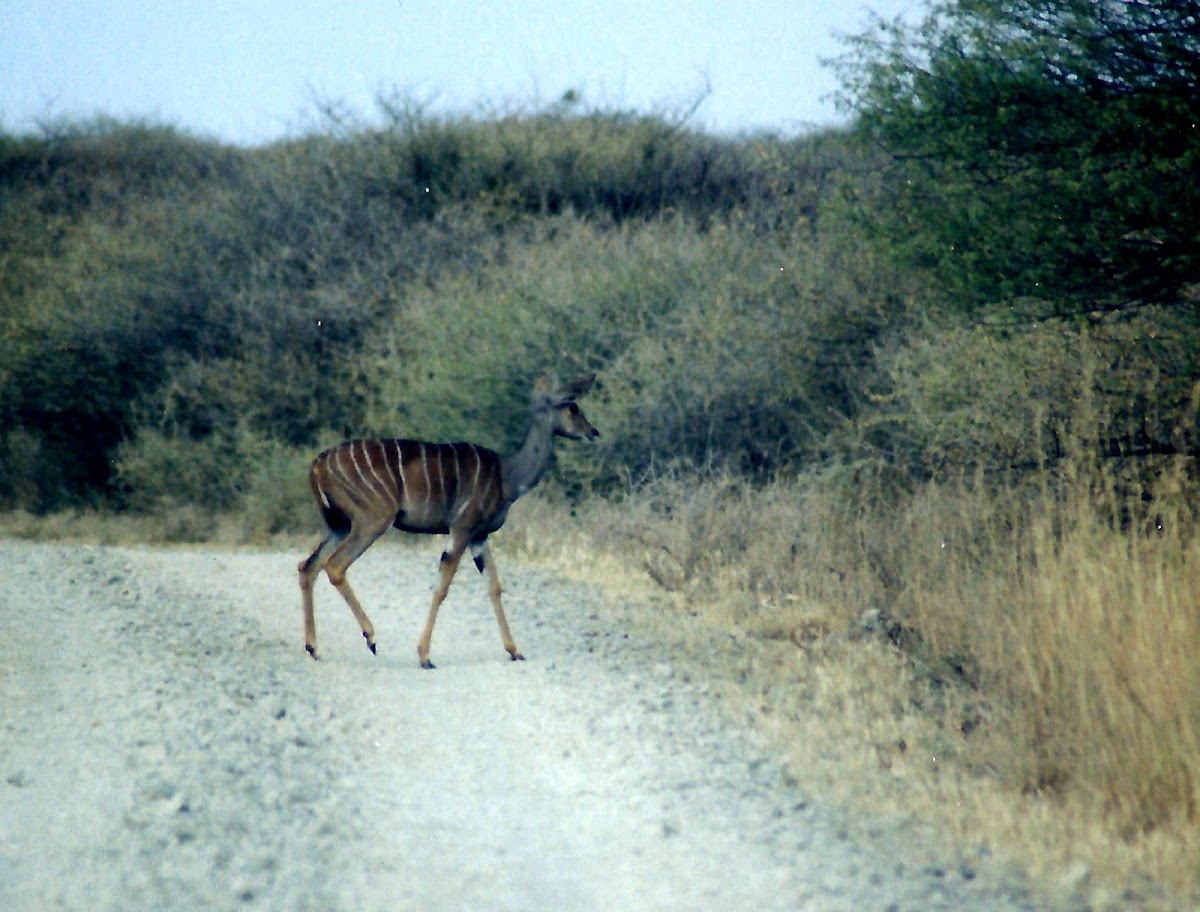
left=2, top=1, right=919, bottom=145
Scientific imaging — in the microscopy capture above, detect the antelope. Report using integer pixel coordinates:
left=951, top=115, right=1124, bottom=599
left=298, top=373, right=599, bottom=668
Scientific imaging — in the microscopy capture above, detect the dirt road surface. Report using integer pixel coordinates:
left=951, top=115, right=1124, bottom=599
left=0, top=540, right=1047, bottom=911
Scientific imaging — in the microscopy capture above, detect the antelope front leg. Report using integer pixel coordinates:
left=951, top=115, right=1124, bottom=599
left=478, top=544, right=523, bottom=662
left=417, top=547, right=465, bottom=669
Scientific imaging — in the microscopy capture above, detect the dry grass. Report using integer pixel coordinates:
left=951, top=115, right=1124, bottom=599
left=0, top=506, right=312, bottom=551
left=0, top=508, right=186, bottom=545
left=886, top=463, right=1200, bottom=901
left=506, top=464, right=1200, bottom=909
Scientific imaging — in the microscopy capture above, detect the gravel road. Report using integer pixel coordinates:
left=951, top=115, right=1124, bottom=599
left=0, top=539, right=1049, bottom=911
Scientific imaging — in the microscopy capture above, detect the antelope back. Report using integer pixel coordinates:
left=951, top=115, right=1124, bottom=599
left=310, top=439, right=505, bottom=536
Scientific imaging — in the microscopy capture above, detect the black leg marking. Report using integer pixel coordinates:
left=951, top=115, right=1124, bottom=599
left=473, top=554, right=486, bottom=573
left=440, top=551, right=451, bottom=564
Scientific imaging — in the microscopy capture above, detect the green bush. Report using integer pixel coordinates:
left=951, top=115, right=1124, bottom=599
left=867, top=308, right=1200, bottom=477
left=114, top=428, right=250, bottom=513
left=1, top=96, right=1196, bottom=519
left=111, top=422, right=320, bottom=540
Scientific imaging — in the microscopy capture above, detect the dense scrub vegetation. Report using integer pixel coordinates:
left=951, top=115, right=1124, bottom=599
left=2, top=0, right=1198, bottom=898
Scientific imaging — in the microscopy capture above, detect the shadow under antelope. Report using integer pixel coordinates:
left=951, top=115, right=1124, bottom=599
left=298, top=373, right=599, bottom=668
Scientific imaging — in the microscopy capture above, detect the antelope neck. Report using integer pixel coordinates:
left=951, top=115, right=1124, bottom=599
left=501, top=406, right=557, bottom=502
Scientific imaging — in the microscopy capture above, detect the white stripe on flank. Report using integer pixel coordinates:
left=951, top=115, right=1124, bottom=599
left=449, top=445, right=466, bottom=521
left=331, top=447, right=355, bottom=497
left=452, top=444, right=481, bottom=524
left=476, top=452, right=493, bottom=514
left=469, top=444, right=482, bottom=495
left=391, top=444, right=415, bottom=516
left=452, top=498, right=471, bottom=524
left=419, top=443, right=432, bottom=518
left=348, top=442, right=378, bottom=507
left=363, top=441, right=398, bottom=509
left=388, top=440, right=407, bottom=512
left=436, top=444, right=447, bottom=506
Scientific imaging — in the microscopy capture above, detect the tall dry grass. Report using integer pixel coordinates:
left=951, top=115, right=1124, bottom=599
left=894, top=460, right=1200, bottom=836
left=512, top=458, right=1200, bottom=904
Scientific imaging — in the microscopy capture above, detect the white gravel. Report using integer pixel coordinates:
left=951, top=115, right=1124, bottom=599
left=0, top=539, right=1049, bottom=911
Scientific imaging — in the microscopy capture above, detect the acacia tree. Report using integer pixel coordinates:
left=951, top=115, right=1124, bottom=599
left=834, top=0, right=1200, bottom=320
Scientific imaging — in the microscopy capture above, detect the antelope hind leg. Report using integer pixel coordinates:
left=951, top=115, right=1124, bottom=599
left=299, top=533, right=345, bottom=659
left=331, top=576, right=378, bottom=655
left=322, top=525, right=388, bottom=655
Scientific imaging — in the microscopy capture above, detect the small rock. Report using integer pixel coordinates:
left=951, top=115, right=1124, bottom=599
left=1059, top=860, right=1090, bottom=892
left=858, top=608, right=883, bottom=631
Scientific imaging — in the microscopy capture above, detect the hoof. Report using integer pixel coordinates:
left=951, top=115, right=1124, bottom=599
left=420, top=659, right=436, bottom=670
left=363, top=632, right=377, bottom=655
left=305, top=644, right=318, bottom=660
left=510, top=652, right=526, bottom=662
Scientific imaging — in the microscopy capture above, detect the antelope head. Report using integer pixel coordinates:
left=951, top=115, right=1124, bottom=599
left=534, top=373, right=600, bottom=441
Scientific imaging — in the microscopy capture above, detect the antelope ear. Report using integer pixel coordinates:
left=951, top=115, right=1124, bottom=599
left=559, top=373, right=596, bottom=401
